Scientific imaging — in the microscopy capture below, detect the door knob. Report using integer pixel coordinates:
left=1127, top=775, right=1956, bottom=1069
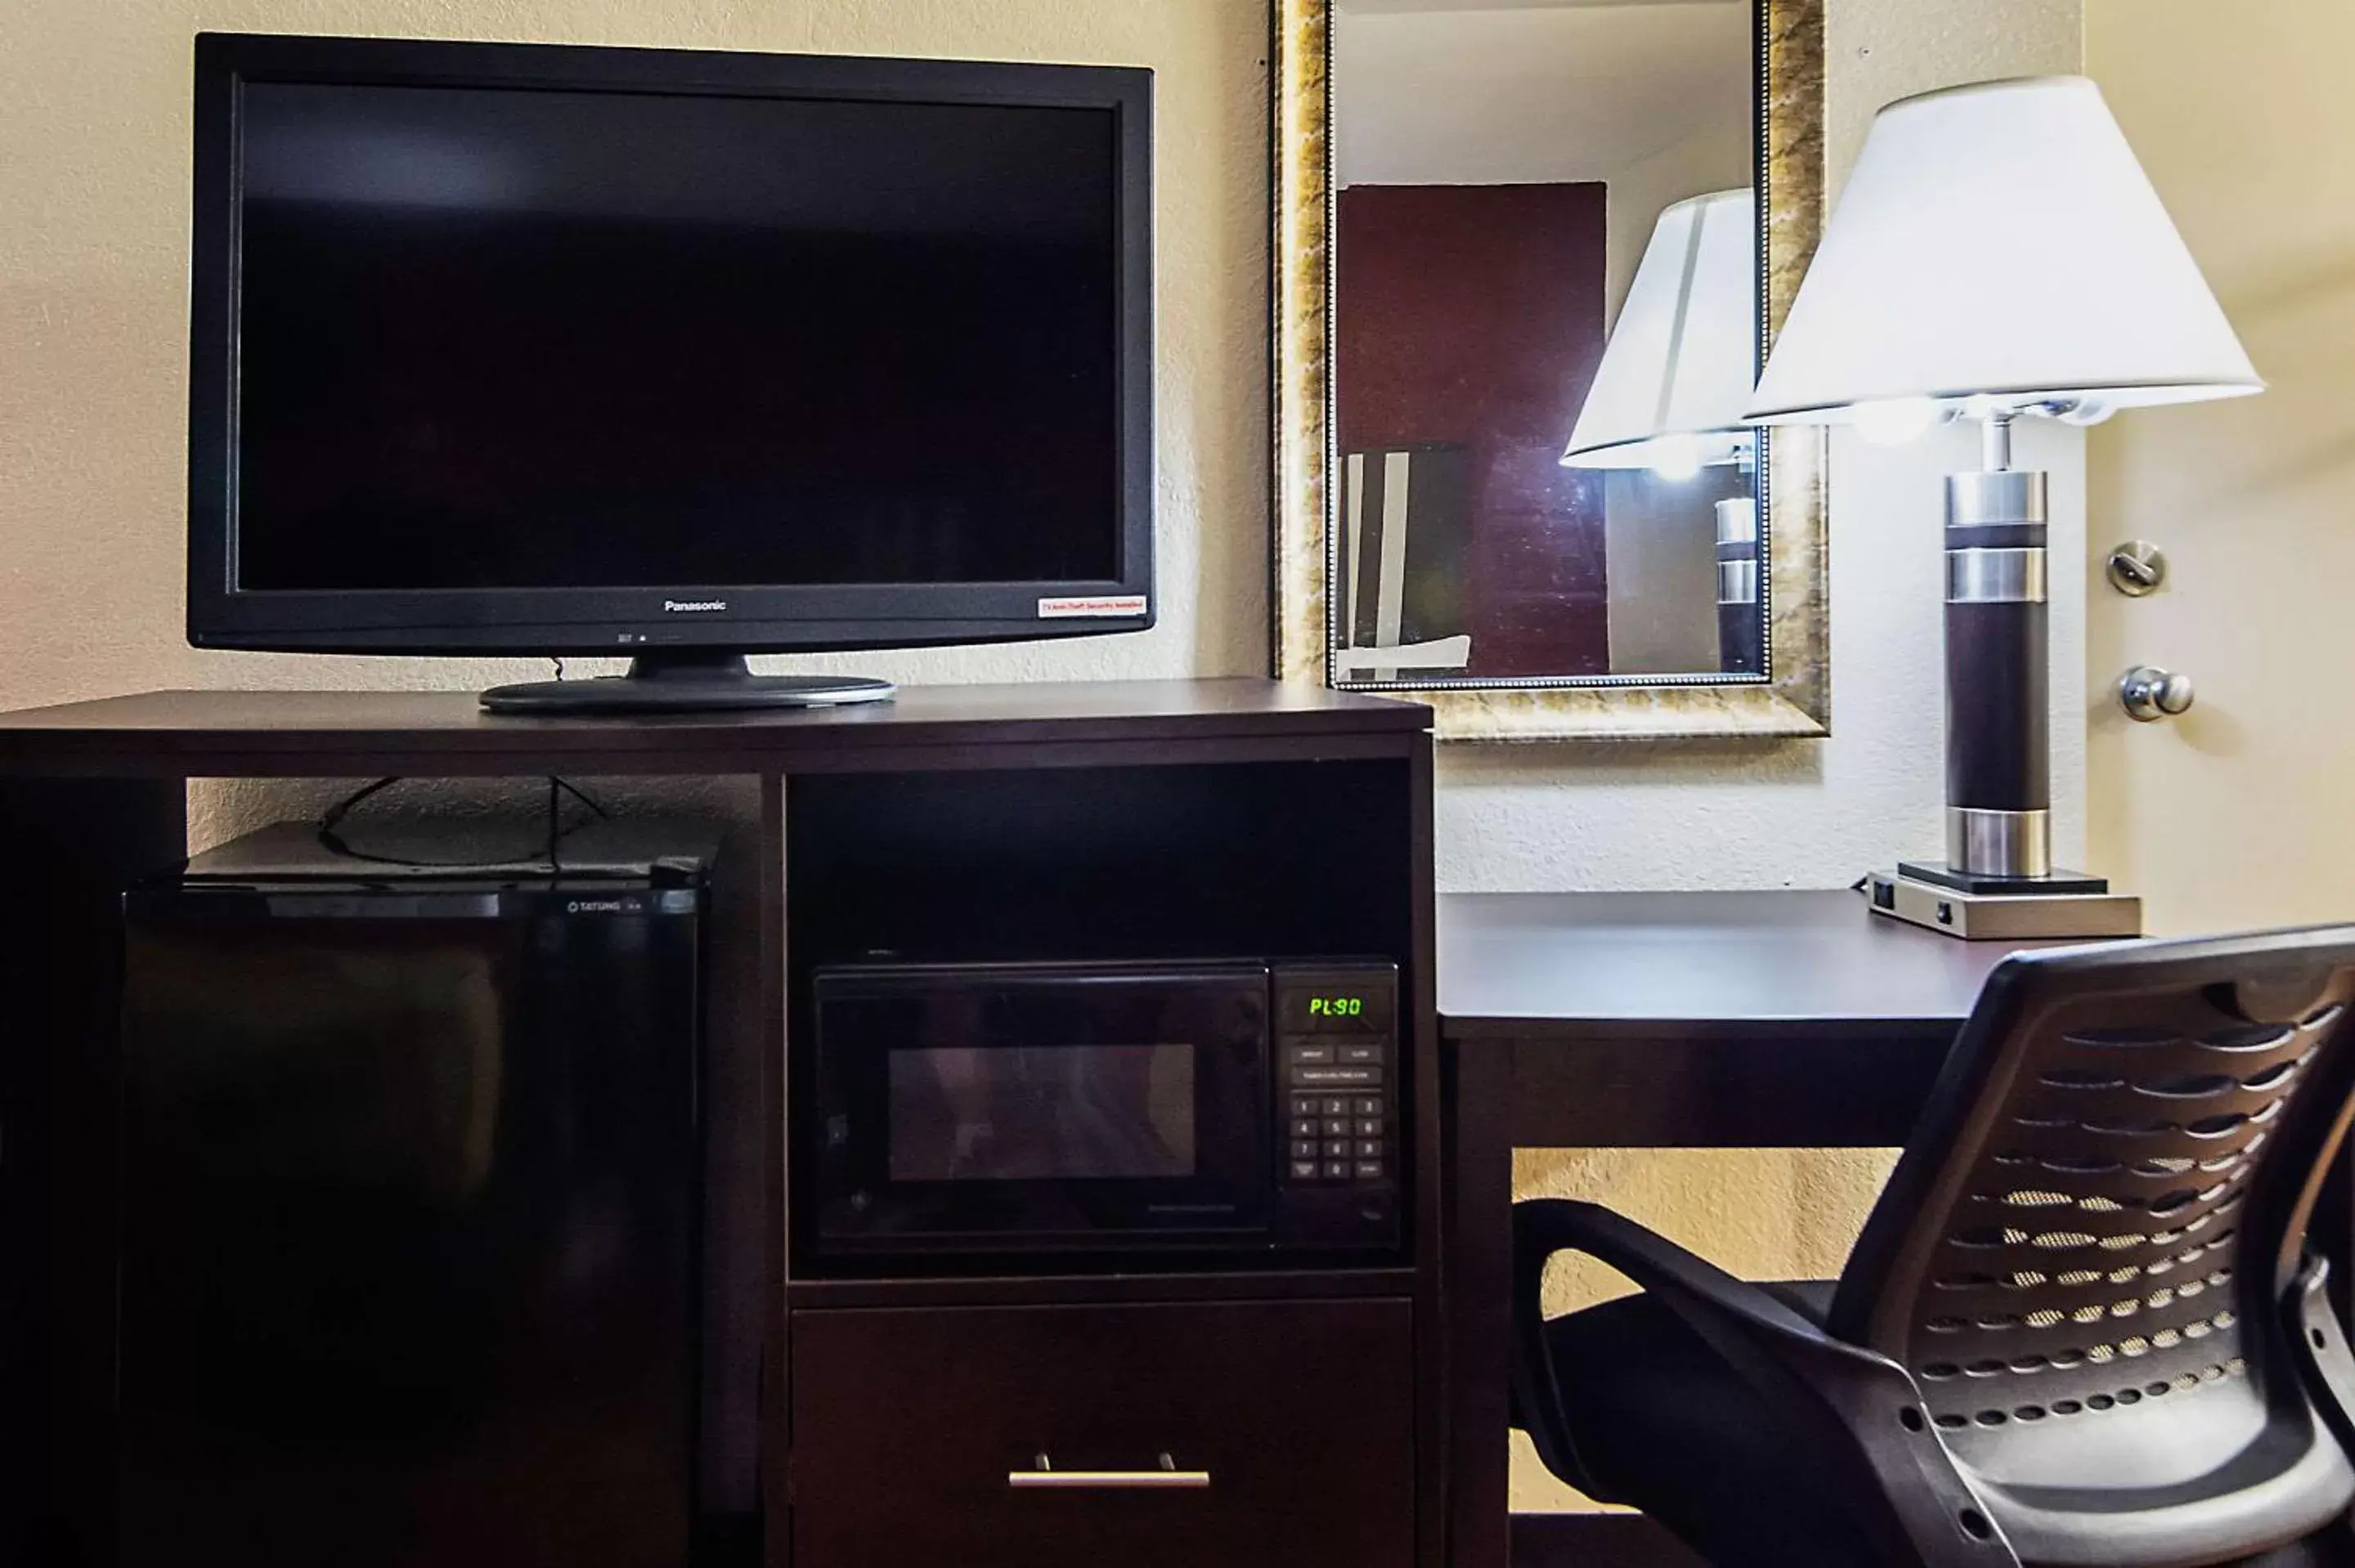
left=2119, top=665, right=2195, bottom=722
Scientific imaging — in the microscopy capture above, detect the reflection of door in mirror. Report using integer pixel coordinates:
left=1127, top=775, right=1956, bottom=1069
left=1330, top=0, right=1761, bottom=688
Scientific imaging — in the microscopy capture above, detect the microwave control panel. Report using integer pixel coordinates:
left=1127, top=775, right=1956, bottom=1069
left=1272, top=962, right=1400, bottom=1189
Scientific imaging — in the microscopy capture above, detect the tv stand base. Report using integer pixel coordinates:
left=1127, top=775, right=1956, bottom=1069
left=480, top=652, right=895, bottom=715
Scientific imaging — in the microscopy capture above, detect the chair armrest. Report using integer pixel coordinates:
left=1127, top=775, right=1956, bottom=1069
left=1508, top=1198, right=1825, bottom=1486
left=1512, top=1198, right=2021, bottom=1568
left=2286, top=1253, right=2355, bottom=1455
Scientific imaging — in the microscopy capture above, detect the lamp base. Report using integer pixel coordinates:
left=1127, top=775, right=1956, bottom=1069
left=1896, top=859, right=2111, bottom=898
left=1867, top=867, right=2143, bottom=941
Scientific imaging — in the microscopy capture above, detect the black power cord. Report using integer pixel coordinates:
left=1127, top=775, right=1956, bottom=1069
left=316, top=776, right=612, bottom=871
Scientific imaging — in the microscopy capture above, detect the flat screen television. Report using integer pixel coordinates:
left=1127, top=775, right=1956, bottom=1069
left=186, top=34, right=1154, bottom=711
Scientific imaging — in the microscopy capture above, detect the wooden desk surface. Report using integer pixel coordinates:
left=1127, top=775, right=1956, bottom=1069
left=1440, top=888, right=2069, bottom=1038
left=1438, top=889, right=2079, bottom=1148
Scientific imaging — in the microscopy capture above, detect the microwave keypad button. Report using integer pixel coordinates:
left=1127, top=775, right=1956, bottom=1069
left=1356, top=1139, right=1384, bottom=1158
left=1339, top=1043, right=1382, bottom=1066
left=1353, top=1095, right=1383, bottom=1117
left=1355, top=1159, right=1384, bottom=1180
left=1323, top=1160, right=1353, bottom=1180
left=1294, top=1094, right=1323, bottom=1118
left=1293, top=1065, right=1380, bottom=1088
left=1323, top=1118, right=1351, bottom=1138
left=1356, top=1118, right=1383, bottom=1138
left=1291, top=1140, right=1321, bottom=1160
left=1285, top=1042, right=1336, bottom=1067
left=1321, top=1096, right=1351, bottom=1117
left=1290, top=1160, right=1321, bottom=1180
left=1291, top=1117, right=1320, bottom=1138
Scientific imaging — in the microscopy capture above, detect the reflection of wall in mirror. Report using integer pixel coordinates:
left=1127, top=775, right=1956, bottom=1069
left=1335, top=0, right=1754, bottom=681
left=1602, top=118, right=1752, bottom=331
left=1602, top=467, right=1744, bottom=674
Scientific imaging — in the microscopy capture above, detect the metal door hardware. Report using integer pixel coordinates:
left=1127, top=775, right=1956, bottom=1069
left=2119, top=665, right=2195, bottom=721
left=2105, top=541, right=2169, bottom=597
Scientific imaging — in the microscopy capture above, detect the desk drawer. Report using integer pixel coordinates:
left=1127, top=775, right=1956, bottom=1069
left=786, top=1298, right=1415, bottom=1568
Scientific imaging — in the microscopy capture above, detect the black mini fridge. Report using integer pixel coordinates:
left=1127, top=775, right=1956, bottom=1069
left=114, top=822, right=711, bottom=1568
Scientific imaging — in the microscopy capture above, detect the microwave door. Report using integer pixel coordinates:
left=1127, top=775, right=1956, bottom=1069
left=813, top=965, right=1272, bottom=1252
left=890, top=1043, right=1197, bottom=1184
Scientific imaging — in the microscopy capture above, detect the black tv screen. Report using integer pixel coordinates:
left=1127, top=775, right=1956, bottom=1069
left=187, top=35, right=1154, bottom=656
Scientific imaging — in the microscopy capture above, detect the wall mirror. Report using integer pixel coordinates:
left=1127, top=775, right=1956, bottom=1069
left=1273, top=0, right=1831, bottom=740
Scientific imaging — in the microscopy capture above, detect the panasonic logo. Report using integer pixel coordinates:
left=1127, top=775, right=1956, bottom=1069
left=662, top=599, right=728, bottom=614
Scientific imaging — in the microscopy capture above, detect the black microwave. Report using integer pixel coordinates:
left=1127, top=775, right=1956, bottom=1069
left=807, top=959, right=1402, bottom=1263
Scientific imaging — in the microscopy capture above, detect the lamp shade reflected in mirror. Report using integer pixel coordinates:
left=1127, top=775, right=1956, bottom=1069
left=1563, top=189, right=1757, bottom=474
left=1562, top=186, right=1764, bottom=679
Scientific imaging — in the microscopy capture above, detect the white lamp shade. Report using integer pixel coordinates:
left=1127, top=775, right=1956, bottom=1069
left=1563, top=190, right=1757, bottom=469
left=1744, top=76, right=2260, bottom=425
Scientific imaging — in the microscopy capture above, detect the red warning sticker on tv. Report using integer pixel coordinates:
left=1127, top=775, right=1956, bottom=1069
left=1038, top=594, right=1150, bottom=619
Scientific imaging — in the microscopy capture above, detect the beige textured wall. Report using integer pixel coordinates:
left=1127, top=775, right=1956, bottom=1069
left=0, top=0, right=1270, bottom=719
left=2084, top=0, right=2355, bottom=936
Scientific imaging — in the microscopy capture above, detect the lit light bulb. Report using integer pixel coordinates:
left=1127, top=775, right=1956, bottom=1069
left=2055, top=397, right=2116, bottom=426
left=1853, top=396, right=1943, bottom=447
left=1646, top=433, right=1705, bottom=482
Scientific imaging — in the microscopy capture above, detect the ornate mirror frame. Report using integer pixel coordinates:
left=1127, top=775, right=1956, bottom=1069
left=1272, top=0, right=1832, bottom=741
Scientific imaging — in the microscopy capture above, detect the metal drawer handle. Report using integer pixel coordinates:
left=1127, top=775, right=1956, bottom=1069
left=1007, top=1452, right=1210, bottom=1490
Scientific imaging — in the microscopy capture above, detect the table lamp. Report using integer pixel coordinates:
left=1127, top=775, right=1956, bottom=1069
left=1563, top=189, right=1757, bottom=478
left=1563, top=190, right=1762, bottom=669
left=1742, top=76, right=2262, bottom=938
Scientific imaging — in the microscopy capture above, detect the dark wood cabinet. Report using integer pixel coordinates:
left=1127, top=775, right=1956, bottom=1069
left=0, top=680, right=1438, bottom=1568
left=787, top=1299, right=1416, bottom=1568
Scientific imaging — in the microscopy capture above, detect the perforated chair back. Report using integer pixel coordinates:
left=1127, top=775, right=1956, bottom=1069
left=1827, top=928, right=2355, bottom=1564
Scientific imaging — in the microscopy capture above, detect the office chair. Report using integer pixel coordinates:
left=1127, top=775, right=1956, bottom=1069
left=1511, top=928, right=2355, bottom=1568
